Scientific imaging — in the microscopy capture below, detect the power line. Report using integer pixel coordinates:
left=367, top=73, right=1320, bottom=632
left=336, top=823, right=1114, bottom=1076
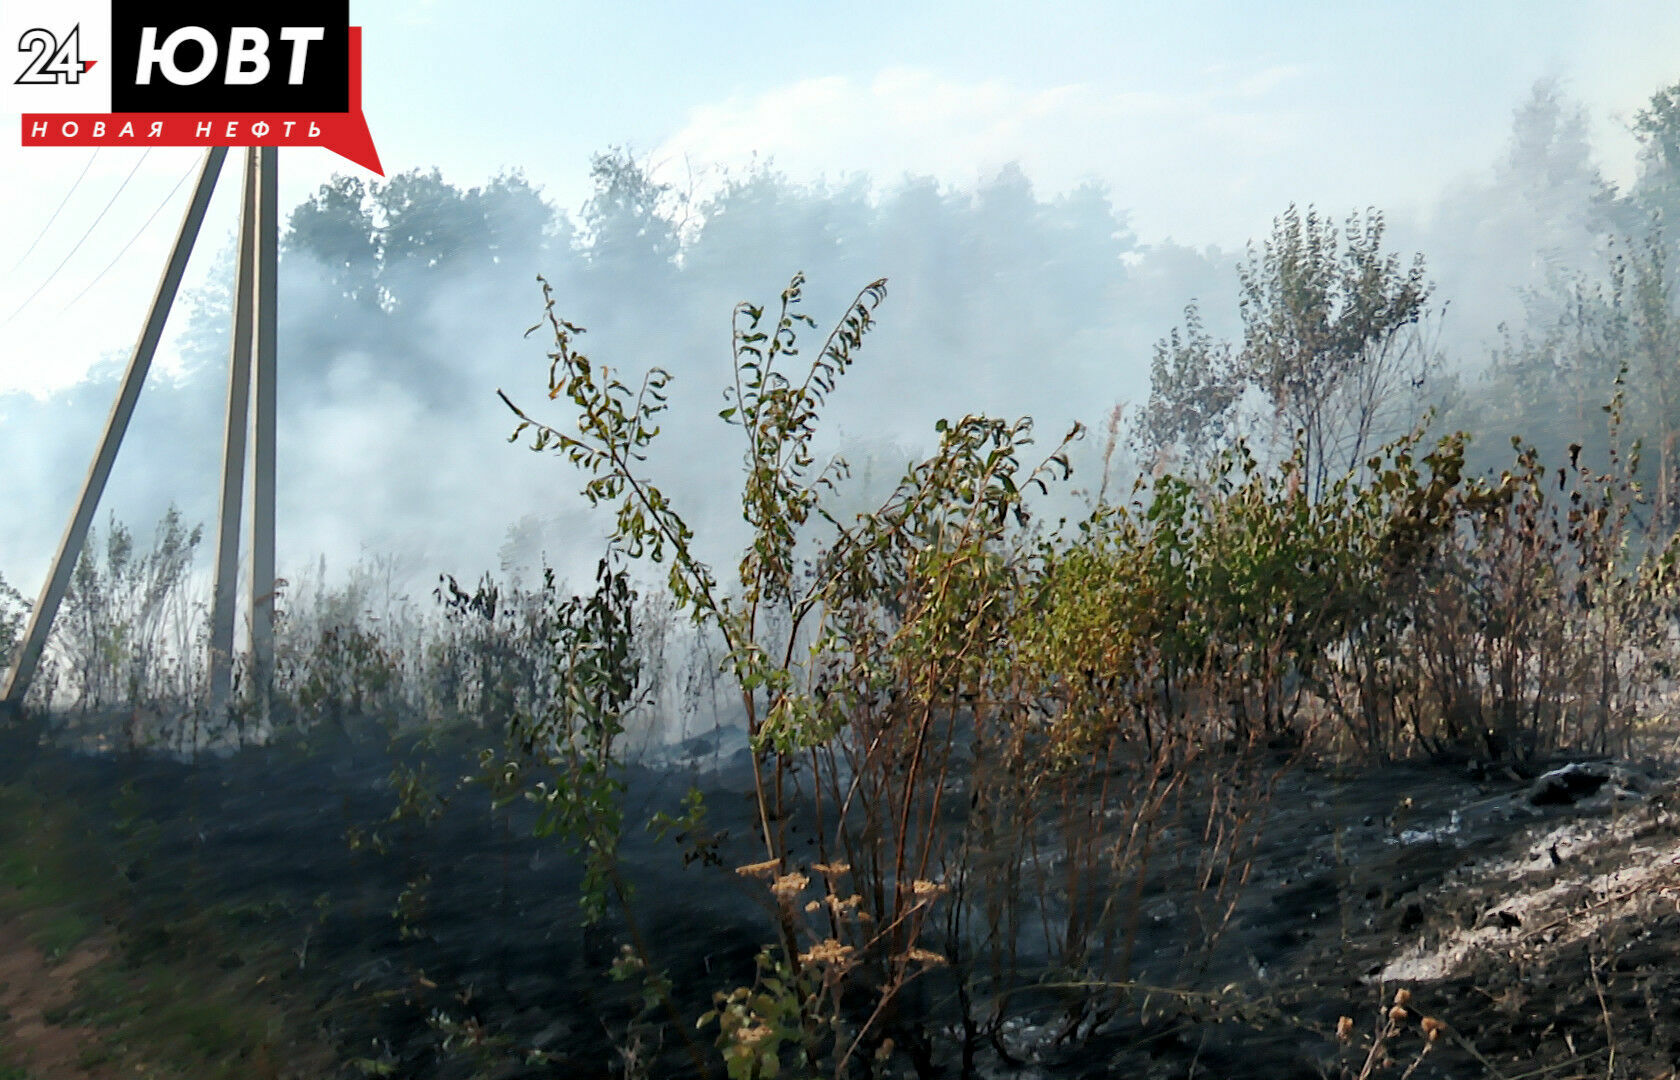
left=60, top=155, right=200, bottom=314
left=3, top=148, right=152, bottom=329
left=8, top=149, right=99, bottom=275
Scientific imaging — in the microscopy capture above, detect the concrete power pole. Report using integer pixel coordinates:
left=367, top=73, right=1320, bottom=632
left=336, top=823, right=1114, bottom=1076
left=2, top=146, right=279, bottom=725
left=250, top=146, right=279, bottom=716
left=208, top=145, right=279, bottom=723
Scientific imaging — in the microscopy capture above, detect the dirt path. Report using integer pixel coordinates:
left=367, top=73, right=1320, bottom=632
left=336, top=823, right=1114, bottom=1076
left=0, top=916, right=111, bottom=1079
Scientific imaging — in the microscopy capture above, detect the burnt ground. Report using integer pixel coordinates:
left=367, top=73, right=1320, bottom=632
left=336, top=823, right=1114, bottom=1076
left=1, top=713, right=1679, bottom=1079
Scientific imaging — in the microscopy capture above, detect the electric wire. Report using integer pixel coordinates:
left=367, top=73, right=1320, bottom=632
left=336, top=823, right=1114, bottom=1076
left=59, top=154, right=200, bottom=313
left=3, top=147, right=152, bottom=328
left=7, top=148, right=99, bottom=274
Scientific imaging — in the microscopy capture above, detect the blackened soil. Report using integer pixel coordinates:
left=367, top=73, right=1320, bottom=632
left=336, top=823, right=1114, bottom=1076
left=2, top=714, right=1677, bottom=1080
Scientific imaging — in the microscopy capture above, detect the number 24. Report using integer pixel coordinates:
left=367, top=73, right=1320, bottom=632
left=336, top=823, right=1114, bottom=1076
left=16, top=26, right=87, bottom=86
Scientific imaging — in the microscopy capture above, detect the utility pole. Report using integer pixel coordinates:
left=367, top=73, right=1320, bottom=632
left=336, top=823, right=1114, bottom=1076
left=2, top=146, right=279, bottom=725
left=208, top=145, right=280, bottom=722
left=207, top=150, right=258, bottom=721
left=250, top=146, right=279, bottom=717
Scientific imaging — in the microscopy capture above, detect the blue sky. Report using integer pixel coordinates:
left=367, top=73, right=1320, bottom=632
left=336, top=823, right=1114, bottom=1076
left=1, top=0, right=1677, bottom=395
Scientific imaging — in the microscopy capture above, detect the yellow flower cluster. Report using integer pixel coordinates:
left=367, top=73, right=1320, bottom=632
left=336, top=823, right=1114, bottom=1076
left=910, top=879, right=948, bottom=902
left=770, top=872, right=810, bottom=902
left=805, top=892, right=864, bottom=918
left=733, top=1023, right=774, bottom=1048
left=799, top=938, right=858, bottom=970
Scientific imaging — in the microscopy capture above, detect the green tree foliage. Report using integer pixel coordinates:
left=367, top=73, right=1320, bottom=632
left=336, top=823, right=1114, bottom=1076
left=1136, top=204, right=1436, bottom=489
left=1443, top=78, right=1680, bottom=501
left=580, top=146, right=686, bottom=280
left=1473, top=274, right=1622, bottom=474
left=1468, top=225, right=1680, bottom=523
left=1237, top=204, right=1436, bottom=494
left=286, top=175, right=381, bottom=306
left=1132, top=302, right=1244, bottom=469
left=288, top=167, right=558, bottom=309
left=1612, top=231, right=1680, bottom=524
left=279, top=167, right=564, bottom=408
left=1499, top=78, right=1623, bottom=246
left=1633, top=79, right=1680, bottom=237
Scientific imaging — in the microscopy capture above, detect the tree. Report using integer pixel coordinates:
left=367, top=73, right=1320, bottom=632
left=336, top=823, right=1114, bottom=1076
left=1500, top=78, right=1621, bottom=247
left=475, top=170, right=561, bottom=279
left=286, top=174, right=380, bottom=305
left=1238, top=204, right=1436, bottom=495
left=579, top=147, right=685, bottom=277
left=1633, top=80, right=1680, bottom=260
left=1611, top=228, right=1680, bottom=525
left=285, top=168, right=561, bottom=314
left=1635, top=82, right=1680, bottom=191
left=1467, top=226, right=1680, bottom=526
left=1473, top=274, right=1621, bottom=475
left=1133, top=302, right=1243, bottom=469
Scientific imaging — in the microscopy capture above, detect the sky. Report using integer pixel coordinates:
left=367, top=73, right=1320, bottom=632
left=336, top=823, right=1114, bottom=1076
left=0, top=0, right=1677, bottom=597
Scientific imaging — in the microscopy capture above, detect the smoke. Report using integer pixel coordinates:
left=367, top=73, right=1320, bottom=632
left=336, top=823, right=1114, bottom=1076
left=0, top=75, right=1661, bottom=609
